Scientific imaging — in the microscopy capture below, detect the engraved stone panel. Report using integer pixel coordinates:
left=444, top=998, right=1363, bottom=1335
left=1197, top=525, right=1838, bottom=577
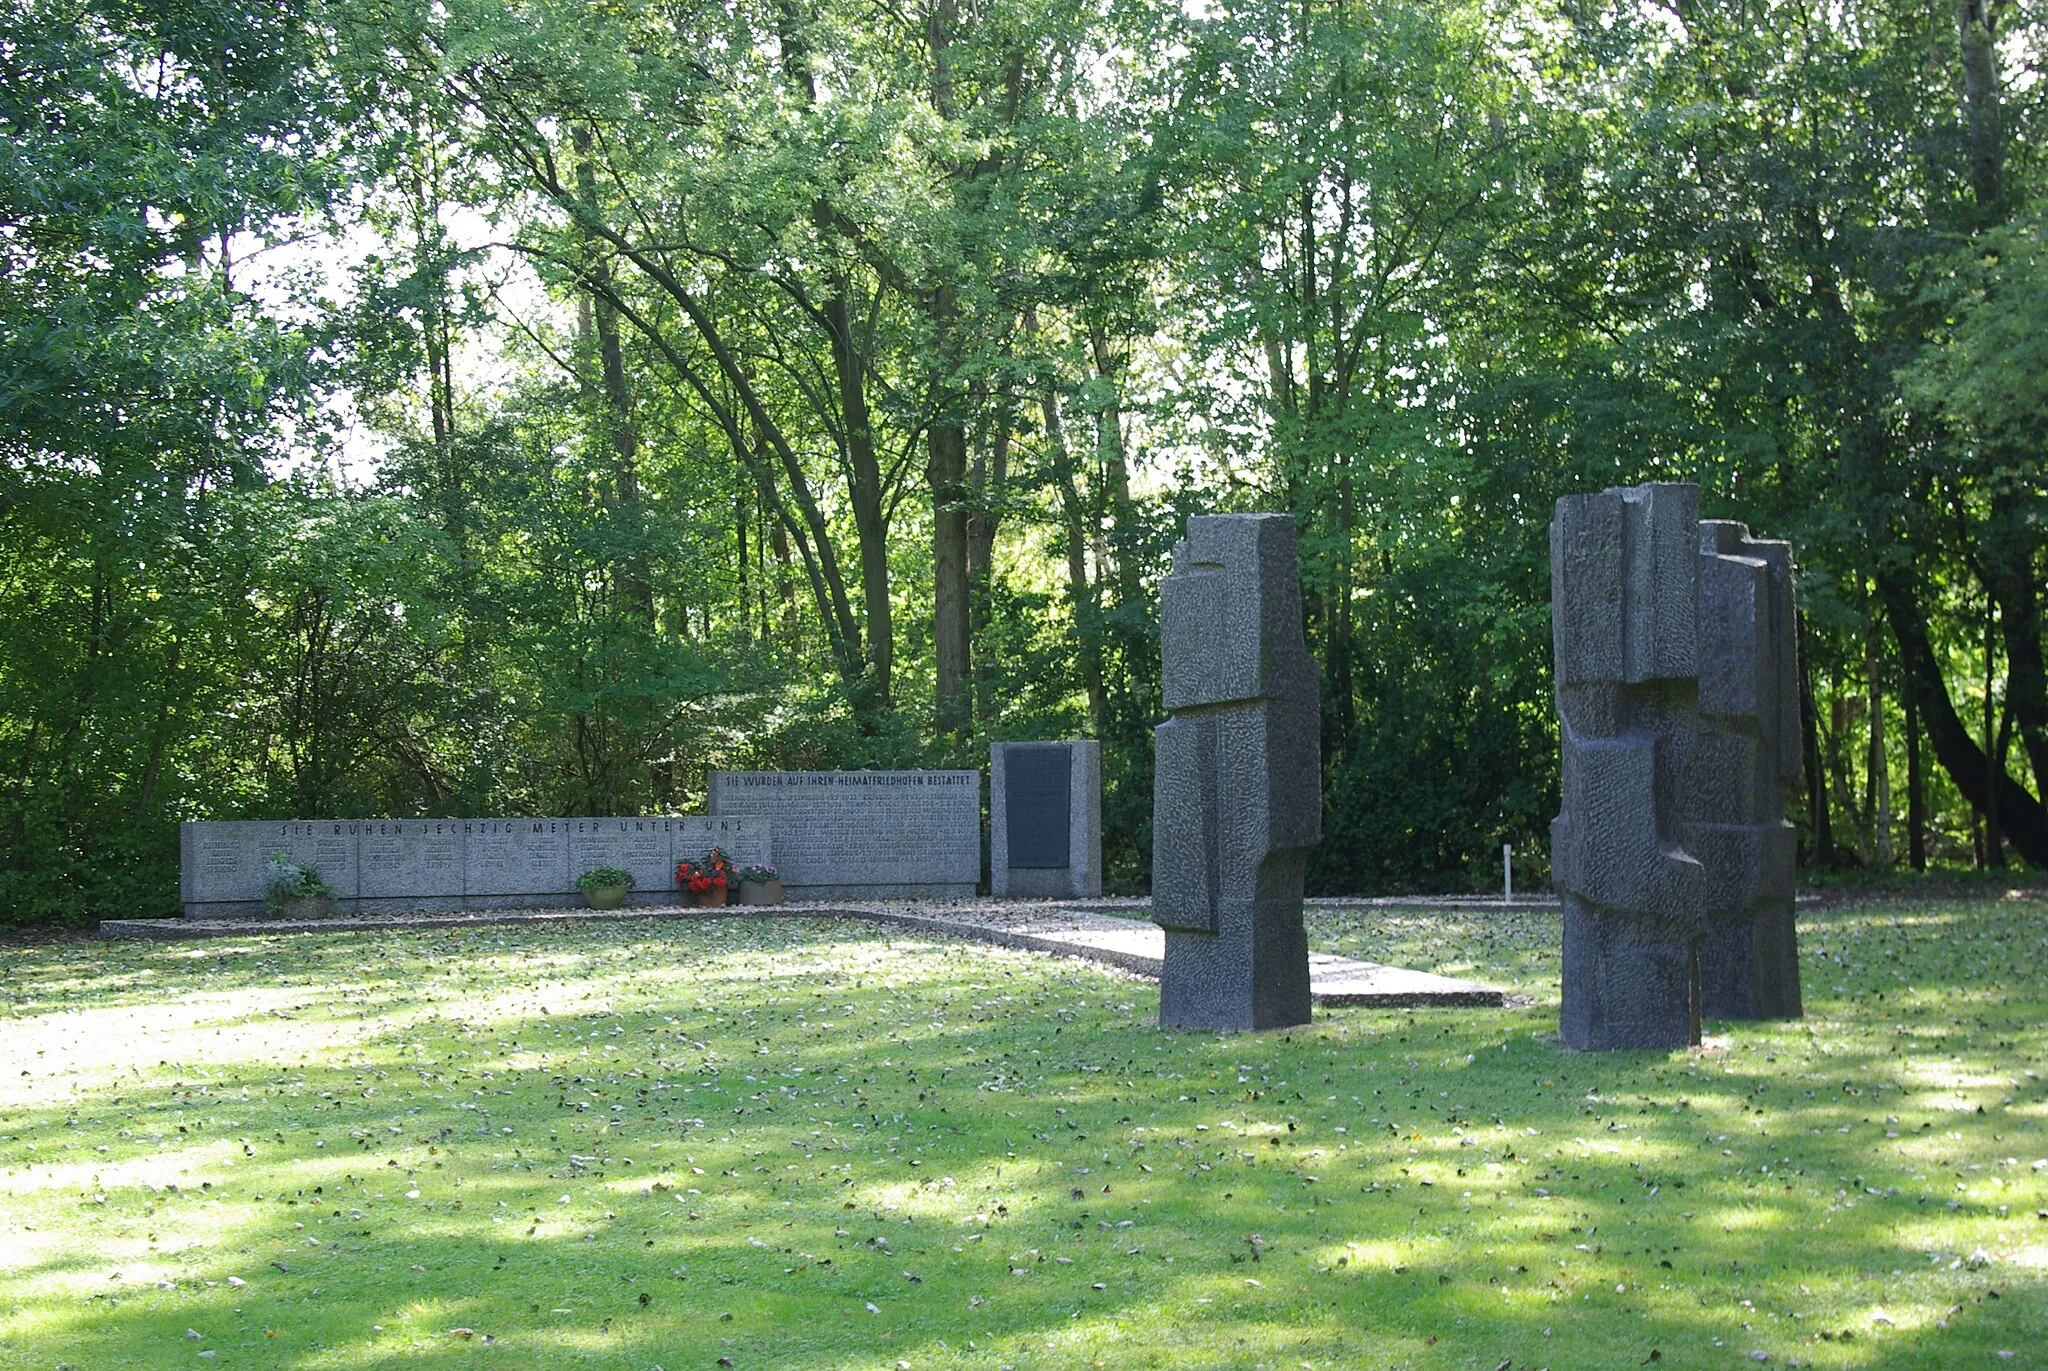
left=182, top=814, right=776, bottom=917
left=1005, top=746, right=1072, bottom=868
left=568, top=818, right=675, bottom=896
left=181, top=820, right=362, bottom=916
left=670, top=816, right=771, bottom=874
left=707, top=771, right=979, bottom=898
left=990, top=741, right=1102, bottom=898
left=463, top=819, right=570, bottom=900
left=359, top=820, right=466, bottom=907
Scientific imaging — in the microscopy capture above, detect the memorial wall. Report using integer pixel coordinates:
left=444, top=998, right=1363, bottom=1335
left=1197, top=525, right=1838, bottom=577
left=990, top=741, right=1102, bottom=898
left=707, top=770, right=980, bottom=898
left=180, top=816, right=771, bottom=919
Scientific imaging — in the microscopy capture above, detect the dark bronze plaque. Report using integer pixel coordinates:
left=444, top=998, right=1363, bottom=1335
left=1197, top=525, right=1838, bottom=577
left=1006, top=745, right=1071, bottom=868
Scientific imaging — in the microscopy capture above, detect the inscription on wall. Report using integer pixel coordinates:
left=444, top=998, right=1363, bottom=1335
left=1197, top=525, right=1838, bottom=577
left=361, top=821, right=466, bottom=899
left=707, top=771, right=979, bottom=896
left=1004, top=745, right=1073, bottom=868
left=989, top=740, right=1102, bottom=899
left=180, top=816, right=769, bottom=918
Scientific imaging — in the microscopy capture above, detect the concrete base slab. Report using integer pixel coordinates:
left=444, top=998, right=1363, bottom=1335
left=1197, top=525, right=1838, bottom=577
left=99, top=898, right=1505, bottom=1008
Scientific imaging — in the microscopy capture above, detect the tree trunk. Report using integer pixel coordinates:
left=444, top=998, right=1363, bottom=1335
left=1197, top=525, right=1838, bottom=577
left=135, top=638, right=182, bottom=815
left=735, top=493, right=751, bottom=648
left=1879, top=567, right=2048, bottom=866
left=574, top=127, right=653, bottom=626
left=824, top=289, right=893, bottom=712
left=1798, top=610, right=1834, bottom=866
left=769, top=518, right=800, bottom=650
left=1981, top=498, right=2048, bottom=794
left=923, top=0, right=972, bottom=742
left=415, top=175, right=463, bottom=564
left=1866, top=606, right=1893, bottom=868
left=1956, top=0, right=2007, bottom=214
left=1328, top=441, right=1356, bottom=759
left=1985, top=598, right=2006, bottom=868
left=1905, top=687, right=1926, bottom=871
left=929, top=401, right=972, bottom=741
left=1832, top=692, right=1870, bottom=867
left=966, top=391, right=1010, bottom=732
left=1088, top=323, right=1143, bottom=613
left=1036, top=336, right=1106, bottom=736
left=776, top=4, right=891, bottom=712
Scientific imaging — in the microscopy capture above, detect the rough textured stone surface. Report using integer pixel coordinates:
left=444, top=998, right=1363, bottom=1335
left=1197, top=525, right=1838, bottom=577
left=707, top=771, right=979, bottom=898
left=1692, top=520, right=1803, bottom=1019
left=1152, top=514, right=1321, bottom=1030
left=180, top=817, right=769, bottom=918
left=990, top=741, right=1103, bottom=899
left=1552, top=483, right=1707, bottom=1050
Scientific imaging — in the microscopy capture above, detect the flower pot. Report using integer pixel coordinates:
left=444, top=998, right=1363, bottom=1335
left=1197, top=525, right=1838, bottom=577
left=582, top=884, right=630, bottom=910
left=739, top=879, right=783, bottom=906
left=275, top=894, right=336, bottom=920
left=693, top=885, right=729, bottom=909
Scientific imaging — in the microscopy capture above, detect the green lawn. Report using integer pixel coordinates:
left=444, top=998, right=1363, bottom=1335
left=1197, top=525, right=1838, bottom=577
left=2, top=897, right=2044, bottom=1370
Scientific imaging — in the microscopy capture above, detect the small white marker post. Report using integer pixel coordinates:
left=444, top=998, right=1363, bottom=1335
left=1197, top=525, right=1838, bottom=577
left=1503, top=843, right=1513, bottom=904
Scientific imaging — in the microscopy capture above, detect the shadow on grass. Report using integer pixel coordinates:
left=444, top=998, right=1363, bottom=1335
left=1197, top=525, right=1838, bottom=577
left=1, top=903, right=2043, bottom=1367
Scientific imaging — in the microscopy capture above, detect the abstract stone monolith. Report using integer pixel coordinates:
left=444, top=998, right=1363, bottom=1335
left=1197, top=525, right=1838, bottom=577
left=1551, top=483, right=1707, bottom=1050
left=1152, top=514, right=1321, bottom=1031
left=1691, top=520, right=1803, bottom=1020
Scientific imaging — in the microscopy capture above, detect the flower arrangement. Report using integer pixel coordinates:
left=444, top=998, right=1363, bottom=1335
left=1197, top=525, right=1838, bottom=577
left=575, top=866, right=634, bottom=892
left=263, top=852, right=334, bottom=911
left=675, top=847, right=735, bottom=895
left=735, top=864, right=778, bottom=885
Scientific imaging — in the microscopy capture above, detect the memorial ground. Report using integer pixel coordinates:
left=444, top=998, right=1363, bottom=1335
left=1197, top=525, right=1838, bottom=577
left=2, top=896, right=2044, bottom=1369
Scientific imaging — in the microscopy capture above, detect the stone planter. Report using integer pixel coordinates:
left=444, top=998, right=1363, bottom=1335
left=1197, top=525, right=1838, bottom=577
left=274, top=894, right=336, bottom=920
left=582, top=884, right=630, bottom=910
left=693, top=885, right=729, bottom=909
left=739, top=879, right=783, bottom=906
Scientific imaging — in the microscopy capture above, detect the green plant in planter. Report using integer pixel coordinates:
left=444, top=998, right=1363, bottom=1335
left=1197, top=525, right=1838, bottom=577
left=574, top=867, right=635, bottom=892
left=735, top=864, right=778, bottom=885
left=575, top=867, right=635, bottom=909
left=263, top=853, right=335, bottom=913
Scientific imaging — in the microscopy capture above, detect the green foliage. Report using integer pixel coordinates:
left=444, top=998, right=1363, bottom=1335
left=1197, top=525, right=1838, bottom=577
left=3, top=0, right=2045, bottom=924
left=573, top=866, right=634, bottom=891
left=262, top=853, right=336, bottom=909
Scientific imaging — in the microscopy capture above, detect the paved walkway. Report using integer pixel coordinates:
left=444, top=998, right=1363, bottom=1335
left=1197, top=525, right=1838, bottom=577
left=99, top=899, right=1504, bottom=1008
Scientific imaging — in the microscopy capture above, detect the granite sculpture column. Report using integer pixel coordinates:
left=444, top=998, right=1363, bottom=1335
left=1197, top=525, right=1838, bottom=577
left=1691, top=520, right=1803, bottom=1020
left=1151, top=514, right=1321, bottom=1031
left=1551, top=483, right=1706, bottom=1050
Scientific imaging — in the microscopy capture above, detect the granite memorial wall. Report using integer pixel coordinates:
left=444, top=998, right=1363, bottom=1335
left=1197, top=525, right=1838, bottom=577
left=180, top=816, right=771, bottom=919
left=706, top=770, right=980, bottom=899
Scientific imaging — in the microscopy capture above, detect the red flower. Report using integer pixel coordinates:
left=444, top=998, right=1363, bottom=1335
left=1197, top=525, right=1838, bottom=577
left=678, top=851, right=731, bottom=895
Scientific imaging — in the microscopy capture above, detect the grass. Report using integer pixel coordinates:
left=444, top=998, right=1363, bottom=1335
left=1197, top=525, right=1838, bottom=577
left=1, top=896, right=2044, bottom=1370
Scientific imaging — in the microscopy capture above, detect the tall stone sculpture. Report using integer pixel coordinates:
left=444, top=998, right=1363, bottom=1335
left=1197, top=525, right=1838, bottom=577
left=1152, top=514, right=1321, bottom=1031
left=1691, top=520, right=1803, bottom=1020
left=1551, top=483, right=1707, bottom=1050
